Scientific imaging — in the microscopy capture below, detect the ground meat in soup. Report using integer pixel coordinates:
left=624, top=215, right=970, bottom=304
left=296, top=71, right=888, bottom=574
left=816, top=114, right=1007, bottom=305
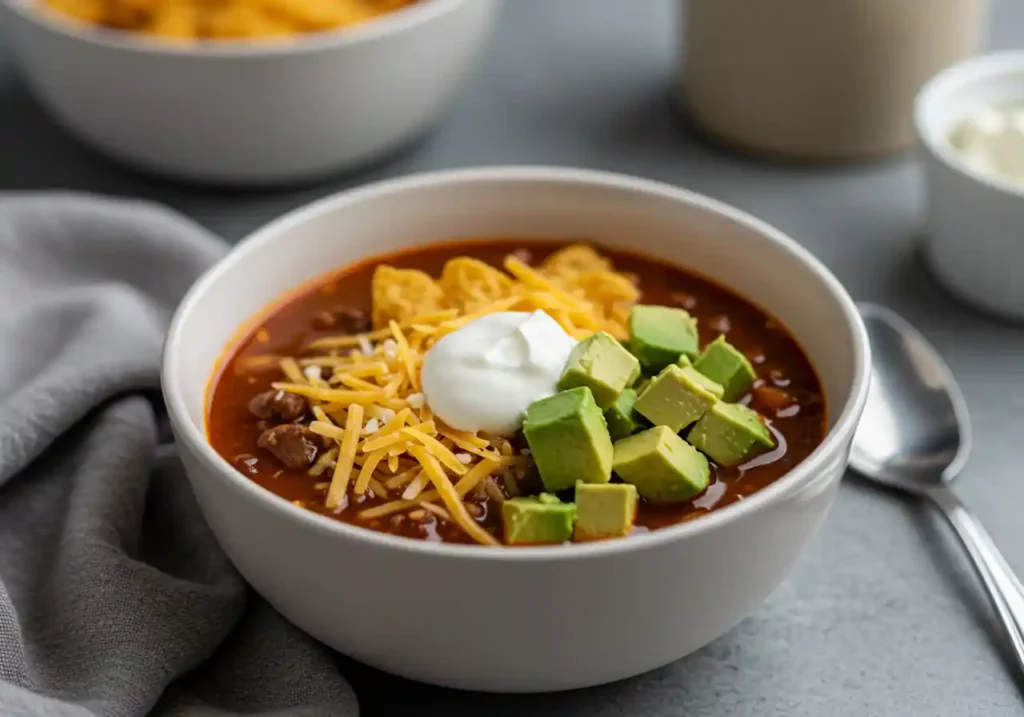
left=311, top=307, right=372, bottom=334
left=257, top=424, right=320, bottom=469
left=248, top=389, right=307, bottom=423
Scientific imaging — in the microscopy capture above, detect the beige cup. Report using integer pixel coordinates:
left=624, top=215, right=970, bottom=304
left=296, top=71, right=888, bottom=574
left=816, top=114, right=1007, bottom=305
left=678, top=0, right=990, bottom=161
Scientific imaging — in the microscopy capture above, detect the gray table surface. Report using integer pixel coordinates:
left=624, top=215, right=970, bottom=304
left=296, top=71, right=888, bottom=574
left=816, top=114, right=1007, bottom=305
left=3, top=1, right=1024, bottom=715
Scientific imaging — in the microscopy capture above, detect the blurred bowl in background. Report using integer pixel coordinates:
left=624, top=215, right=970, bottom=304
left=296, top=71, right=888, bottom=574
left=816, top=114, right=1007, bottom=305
left=915, top=51, right=1024, bottom=322
left=0, top=0, right=498, bottom=186
left=678, top=0, right=989, bottom=162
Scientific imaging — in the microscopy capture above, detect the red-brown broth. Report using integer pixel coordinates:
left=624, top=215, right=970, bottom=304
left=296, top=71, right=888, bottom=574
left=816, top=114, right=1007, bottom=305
left=206, top=240, right=827, bottom=544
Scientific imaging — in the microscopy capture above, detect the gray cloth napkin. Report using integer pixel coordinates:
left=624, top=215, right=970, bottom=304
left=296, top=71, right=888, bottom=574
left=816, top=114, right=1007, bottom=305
left=0, top=195, right=359, bottom=717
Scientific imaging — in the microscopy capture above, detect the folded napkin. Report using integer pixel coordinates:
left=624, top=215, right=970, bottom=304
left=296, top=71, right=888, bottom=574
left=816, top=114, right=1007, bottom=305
left=0, top=195, right=359, bottom=717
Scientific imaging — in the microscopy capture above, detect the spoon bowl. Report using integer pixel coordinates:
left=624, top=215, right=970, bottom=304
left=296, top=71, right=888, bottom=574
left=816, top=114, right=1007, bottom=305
left=850, top=302, right=1024, bottom=680
left=850, top=303, right=972, bottom=491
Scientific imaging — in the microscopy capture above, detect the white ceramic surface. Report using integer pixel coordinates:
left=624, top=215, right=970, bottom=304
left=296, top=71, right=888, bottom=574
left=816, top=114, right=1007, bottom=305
left=916, top=51, right=1024, bottom=321
left=0, top=0, right=497, bottom=185
left=162, top=167, right=871, bottom=692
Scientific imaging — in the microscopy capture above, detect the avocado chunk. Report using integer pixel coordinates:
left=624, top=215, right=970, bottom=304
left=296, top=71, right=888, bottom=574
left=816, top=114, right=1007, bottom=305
left=558, top=331, right=641, bottom=409
left=523, top=387, right=613, bottom=493
left=502, top=494, right=577, bottom=545
left=573, top=481, right=638, bottom=541
left=677, top=354, right=693, bottom=369
left=604, top=387, right=647, bottom=441
left=612, top=426, right=710, bottom=503
left=628, top=305, right=700, bottom=373
left=688, top=402, right=774, bottom=467
left=633, top=364, right=724, bottom=432
left=694, top=336, right=757, bottom=401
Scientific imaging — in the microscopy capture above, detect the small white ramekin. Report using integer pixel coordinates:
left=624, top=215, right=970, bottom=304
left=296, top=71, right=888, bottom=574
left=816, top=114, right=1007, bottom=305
left=915, top=52, right=1024, bottom=321
left=0, top=0, right=497, bottom=185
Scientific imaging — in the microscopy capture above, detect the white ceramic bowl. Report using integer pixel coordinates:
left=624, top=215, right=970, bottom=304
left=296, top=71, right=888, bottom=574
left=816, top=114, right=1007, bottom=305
left=915, top=51, right=1024, bottom=321
left=0, top=0, right=497, bottom=185
left=162, top=167, right=871, bottom=692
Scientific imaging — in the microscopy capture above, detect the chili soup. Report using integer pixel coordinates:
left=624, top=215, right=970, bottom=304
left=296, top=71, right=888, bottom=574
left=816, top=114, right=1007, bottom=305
left=206, top=241, right=826, bottom=547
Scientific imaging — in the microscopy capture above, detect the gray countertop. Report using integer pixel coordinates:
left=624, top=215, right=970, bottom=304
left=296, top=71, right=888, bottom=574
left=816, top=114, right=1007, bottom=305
left=3, top=1, right=1023, bottom=715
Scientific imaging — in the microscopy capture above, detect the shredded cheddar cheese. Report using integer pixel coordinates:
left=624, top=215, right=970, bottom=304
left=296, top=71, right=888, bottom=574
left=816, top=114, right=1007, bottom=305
left=274, top=244, right=637, bottom=546
left=325, top=403, right=363, bottom=511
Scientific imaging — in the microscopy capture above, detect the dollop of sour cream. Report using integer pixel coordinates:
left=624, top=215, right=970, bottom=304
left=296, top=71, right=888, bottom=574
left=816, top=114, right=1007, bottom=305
left=421, top=310, right=578, bottom=435
left=950, top=103, right=1024, bottom=185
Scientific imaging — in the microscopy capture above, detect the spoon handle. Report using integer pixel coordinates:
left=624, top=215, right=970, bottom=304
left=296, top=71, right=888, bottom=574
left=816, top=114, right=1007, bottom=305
left=928, top=485, right=1024, bottom=674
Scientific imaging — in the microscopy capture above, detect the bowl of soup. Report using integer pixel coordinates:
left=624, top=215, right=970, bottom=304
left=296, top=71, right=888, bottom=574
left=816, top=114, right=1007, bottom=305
left=163, top=167, right=870, bottom=691
left=0, top=0, right=497, bottom=184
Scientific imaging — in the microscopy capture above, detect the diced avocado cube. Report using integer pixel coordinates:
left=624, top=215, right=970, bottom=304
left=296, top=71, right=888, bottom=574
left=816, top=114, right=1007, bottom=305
left=694, top=336, right=757, bottom=401
left=523, top=387, right=613, bottom=492
left=628, top=305, right=700, bottom=373
left=688, top=402, right=774, bottom=467
left=558, top=331, right=641, bottom=409
left=677, top=355, right=693, bottom=369
left=573, top=481, right=638, bottom=541
left=634, top=364, right=724, bottom=432
left=604, top=388, right=647, bottom=441
left=612, top=426, right=710, bottom=503
left=502, top=494, right=576, bottom=545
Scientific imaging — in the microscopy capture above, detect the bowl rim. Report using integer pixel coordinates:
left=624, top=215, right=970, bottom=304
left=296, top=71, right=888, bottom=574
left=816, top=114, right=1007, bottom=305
left=162, top=165, right=871, bottom=562
left=2, top=0, right=470, bottom=57
left=914, top=50, right=1024, bottom=201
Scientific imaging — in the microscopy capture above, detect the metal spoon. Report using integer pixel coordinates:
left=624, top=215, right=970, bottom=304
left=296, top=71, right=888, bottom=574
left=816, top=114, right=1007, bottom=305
left=849, top=303, right=1024, bottom=675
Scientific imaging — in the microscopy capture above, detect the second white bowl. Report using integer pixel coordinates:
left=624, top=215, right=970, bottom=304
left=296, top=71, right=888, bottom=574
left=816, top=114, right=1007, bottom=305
left=0, top=0, right=498, bottom=185
left=915, top=51, right=1024, bottom=321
